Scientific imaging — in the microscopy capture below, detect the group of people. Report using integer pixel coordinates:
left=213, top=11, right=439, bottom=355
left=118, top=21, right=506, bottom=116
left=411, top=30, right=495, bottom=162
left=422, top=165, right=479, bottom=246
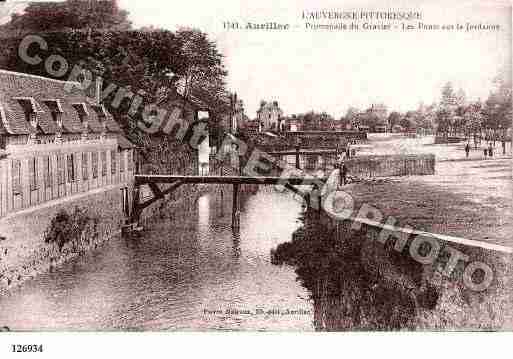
left=464, top=142, right=496, bottom=159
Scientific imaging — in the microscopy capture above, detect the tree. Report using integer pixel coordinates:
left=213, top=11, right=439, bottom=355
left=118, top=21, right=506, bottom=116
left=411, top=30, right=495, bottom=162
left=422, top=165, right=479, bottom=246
left=0, top=2, right=233, bottom=150
left=435, top=107, right=452, bottom=136
left=174, top=28, right=229, bottom=135
left=483, top=65, right=512, bottom=141
left=463, top=102, right=483, bottom=143
left=437, top=82, right=458, bottom=136
left=400, top=112, right=417, bottom=130
left=0, top=0, right=131, bottom=37
left=358, top=112, right=380, bottom=131
left=387, top=111, right=402, bottom=130
left=175, top=28, right=227, bottom=102
left=440, top=82, right=457, bottom=110
left=455, top=88, right=467, bottom=107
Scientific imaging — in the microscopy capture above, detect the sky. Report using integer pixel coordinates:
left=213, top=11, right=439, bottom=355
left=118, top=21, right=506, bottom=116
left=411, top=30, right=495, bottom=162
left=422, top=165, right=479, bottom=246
left=2, top=0, right=512, bottom=118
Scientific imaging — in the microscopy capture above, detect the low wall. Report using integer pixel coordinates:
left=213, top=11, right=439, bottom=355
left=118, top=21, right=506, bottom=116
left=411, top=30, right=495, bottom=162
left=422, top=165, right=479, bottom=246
left=274, top=208, right=512, bottom=330
left=345, top=154, right=435, bottom=177
left=0, top=183, right=131, bottom=293
left=434, top=136, right=466, bottom=144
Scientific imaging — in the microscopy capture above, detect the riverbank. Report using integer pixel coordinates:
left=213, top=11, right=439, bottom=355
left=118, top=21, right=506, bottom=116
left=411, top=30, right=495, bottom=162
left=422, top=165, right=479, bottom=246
left=271, top=135, right=512, bottom=330
left=272, top=207, right=512, bottom=330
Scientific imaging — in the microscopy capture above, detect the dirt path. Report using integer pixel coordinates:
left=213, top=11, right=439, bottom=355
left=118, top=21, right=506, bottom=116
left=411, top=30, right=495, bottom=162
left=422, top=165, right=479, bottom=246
left=347, top=134, right=513, bottom=247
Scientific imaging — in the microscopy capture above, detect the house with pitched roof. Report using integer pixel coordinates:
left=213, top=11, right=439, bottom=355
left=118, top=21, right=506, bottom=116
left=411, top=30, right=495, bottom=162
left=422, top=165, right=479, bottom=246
left=0, top=70, right=135, bottom=218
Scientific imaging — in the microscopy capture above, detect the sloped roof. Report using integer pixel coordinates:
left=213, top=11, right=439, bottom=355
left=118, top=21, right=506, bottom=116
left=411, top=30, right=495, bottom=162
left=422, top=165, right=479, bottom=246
left=116, top=134, right=136, bottom=150
left=156, top=87, right=209, bottom=112
left=0, top=70, right=120, bottom=135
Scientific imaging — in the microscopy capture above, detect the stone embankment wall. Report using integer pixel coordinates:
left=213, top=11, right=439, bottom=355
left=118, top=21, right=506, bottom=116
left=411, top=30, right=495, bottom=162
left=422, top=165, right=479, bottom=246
left=0, top=184, right=129, bottom=293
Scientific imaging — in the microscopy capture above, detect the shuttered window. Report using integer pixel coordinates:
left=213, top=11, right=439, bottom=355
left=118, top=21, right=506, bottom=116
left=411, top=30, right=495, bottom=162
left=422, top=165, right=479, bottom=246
left=127, top=151, right=133, bottom=171
left=92, top=152, right=98, bottom=178
left=29, top=157, right=37, bottom=190
left=101, top=151, right=107, bottom=176
left=12, top=160, right=21, bottom=194
left=43, top=155, right=51, bottom=188
left=67, top=154, right=75, bottom=182
left=120, top=151, right=125, bottom=173
left=82, top=153, right=88, bottom=180
left=111, top=150, right=116, bottom=174
left=57, top=155, right=65, bottom=184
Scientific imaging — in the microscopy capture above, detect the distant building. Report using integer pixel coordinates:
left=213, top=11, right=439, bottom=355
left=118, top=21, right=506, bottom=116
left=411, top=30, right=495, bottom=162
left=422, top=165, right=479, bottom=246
left=285, top=115, right=300, bottom=132
left=368, top=103, right=388, bottom=132
left=0, top=70, right=135, bottom=218
left=368, top=103, right=388, bottom=121
left=231, top=99, right=245, bottom=134
left=242, top=119, right=261, bottom=135
left=256, top=100, right=283, bottom=131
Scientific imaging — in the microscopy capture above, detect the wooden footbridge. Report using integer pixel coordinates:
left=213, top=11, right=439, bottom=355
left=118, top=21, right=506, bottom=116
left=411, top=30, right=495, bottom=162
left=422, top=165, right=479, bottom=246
left=267, top=147, right=342, bottom=170
left=131, top=174, right=327, bottom=227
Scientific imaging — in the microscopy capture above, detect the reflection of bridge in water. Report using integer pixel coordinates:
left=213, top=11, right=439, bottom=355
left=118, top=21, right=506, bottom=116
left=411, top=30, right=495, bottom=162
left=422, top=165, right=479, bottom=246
left=131, top=174, right=328, bottom=229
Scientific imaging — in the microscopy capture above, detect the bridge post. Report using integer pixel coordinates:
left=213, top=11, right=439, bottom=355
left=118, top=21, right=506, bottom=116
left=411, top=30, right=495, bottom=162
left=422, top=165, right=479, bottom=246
left=232, top=183, right=240, bottom=228
left=238, top=154, right=244, bottom=176
left=131, top=186, right=141, bottom=224
left=295, top=145, right=300, bottom=169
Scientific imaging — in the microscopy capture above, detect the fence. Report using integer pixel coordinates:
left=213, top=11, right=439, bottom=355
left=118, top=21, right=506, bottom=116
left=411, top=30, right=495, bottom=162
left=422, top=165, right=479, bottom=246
left=345, top=154, right=435, bottom=178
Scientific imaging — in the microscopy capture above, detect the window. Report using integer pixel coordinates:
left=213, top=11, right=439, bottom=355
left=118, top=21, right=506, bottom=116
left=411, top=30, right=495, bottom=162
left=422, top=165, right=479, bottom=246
left=111, top=150, right=116, bottom=174
left=43, top=156, right=51, bottom=188
left=12, top=159, right=21, bottom=194
left=43, top=100, right=63, bottom=125
left=67, top=154, right=75, bottom=182
left=92, top=152, right=98, bottom=179
left=127, top=151, right=133, bottom=171
left=57, top=155, right=65, bottom=184
left=101, top=151, right=107, bottom=176
left=82, top=153, right=89, bottom=180
left=29, top=157, right=38, bottom=191
left=120, top=151, right=125, bottom=173
left=15, top=97, right=40, bottom=126
left=72, top=103, right=89, bottom=123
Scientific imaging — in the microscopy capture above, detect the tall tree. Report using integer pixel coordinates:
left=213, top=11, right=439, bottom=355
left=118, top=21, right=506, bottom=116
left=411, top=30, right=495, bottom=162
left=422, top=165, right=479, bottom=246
left=438, top=82, right=457, bottom=136
left=387, top=111, right=402, bottom=129
left=0, top=0, right=131, bottom=37
left=175, top=28, right=227, bottom=102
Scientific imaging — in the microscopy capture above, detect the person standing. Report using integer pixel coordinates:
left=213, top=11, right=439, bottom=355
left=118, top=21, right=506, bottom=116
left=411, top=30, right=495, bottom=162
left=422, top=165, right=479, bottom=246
left=483, top=146, right=488, bottom=159
left=340, top=160, right=348, bottom=186
left=489, top=143, right=494, bottom=158
left=465, top=143, right=470, bottom=158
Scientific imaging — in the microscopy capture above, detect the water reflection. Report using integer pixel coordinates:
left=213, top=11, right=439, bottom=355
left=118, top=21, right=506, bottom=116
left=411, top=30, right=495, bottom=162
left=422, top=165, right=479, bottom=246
left=0, top=188, right=313, bottom=331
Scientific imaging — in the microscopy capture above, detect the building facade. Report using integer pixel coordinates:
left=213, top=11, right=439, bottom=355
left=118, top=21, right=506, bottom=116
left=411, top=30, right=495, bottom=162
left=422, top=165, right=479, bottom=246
left=256, top=100, right=283, bottom=131
left=0, top=70, right=135, bottom=219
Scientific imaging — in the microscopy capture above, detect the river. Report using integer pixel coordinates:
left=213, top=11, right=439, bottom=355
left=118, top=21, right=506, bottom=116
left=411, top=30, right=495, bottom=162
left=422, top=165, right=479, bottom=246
left=0, top=188, right=313, bottom=331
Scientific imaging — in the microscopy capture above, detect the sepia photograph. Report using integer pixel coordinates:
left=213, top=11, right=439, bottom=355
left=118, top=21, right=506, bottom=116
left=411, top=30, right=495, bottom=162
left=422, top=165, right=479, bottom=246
left=0, top=0, right=511, bottom=355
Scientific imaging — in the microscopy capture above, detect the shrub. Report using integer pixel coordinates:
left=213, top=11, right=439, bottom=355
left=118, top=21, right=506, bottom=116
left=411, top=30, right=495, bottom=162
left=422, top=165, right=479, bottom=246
left=43, top=207, right=91, bottom=251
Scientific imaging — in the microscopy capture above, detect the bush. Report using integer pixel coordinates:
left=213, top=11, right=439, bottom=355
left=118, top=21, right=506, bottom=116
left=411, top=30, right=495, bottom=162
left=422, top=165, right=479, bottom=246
left=43, top=207, right=91, bottom=251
